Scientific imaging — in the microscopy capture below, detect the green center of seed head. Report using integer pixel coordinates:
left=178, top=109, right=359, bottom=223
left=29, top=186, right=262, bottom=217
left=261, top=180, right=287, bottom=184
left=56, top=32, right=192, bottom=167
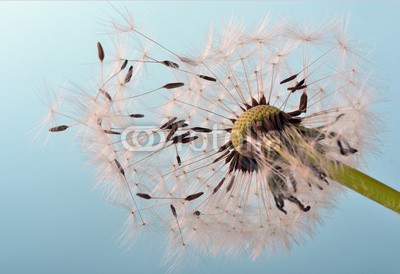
left=232, top=105, right=281, bottom=155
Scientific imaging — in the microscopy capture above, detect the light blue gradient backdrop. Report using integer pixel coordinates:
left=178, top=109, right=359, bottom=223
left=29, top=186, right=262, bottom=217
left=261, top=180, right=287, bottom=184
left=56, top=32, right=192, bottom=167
left=1, top=1, right=399, bottom=273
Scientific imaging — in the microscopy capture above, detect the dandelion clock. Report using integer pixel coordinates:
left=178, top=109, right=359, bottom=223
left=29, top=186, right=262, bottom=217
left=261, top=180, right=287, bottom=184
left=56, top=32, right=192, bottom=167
left=41, top=4, right=400, bottom=272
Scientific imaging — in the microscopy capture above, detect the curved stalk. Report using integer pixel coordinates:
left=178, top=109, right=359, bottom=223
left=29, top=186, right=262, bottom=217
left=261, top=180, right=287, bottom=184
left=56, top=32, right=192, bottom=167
left=326, top=161, right=400, bottom=214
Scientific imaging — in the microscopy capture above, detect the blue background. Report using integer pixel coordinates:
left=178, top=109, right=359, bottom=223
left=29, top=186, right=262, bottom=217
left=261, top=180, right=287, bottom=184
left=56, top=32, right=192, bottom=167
left=1, top=1, right=399, bottom=273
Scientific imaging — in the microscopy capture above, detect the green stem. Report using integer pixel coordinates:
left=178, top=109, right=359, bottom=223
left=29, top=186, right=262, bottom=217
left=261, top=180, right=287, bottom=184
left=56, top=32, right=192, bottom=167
left=326, top=161, right=400, bottom=214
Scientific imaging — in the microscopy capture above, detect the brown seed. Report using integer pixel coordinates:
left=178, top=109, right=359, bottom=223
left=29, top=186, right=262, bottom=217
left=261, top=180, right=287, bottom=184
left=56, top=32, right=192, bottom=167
left=166, top=124, right=178, bottom=142
left=177, top=155, right=182, bottom=166
left=228, top=153, right=239, bottom=173
left=163, top=82, right=185, bottom=89
left=280, top=74, right=298, bottom=84
left=161, top=60, right=179, bottom=69
left=170, top=204, right=177, bottom=217
left=225, top=150, right=236, bottom=164
left=103, top=130, right=121, bottom=135
left=114, top=159, right=125, bottom=176
left=124, top=66, right=133, bottom=84
left=213, top=178, right=226, bottom=194
left=121, top=59, right=128, bottom=70
left=130, top=114, right=144, bottom=118
left=49, top=125, right=68, bottom=132
left=259, top=95, right=267, bottom=105
left=160, top=117, right=177, bottom=129
left=191, top=127, right=212, bottom=133
left=218, top=141, right=232, bottom=152
left=171, top=131, right=191, bottom=143
left=295, top=79, right=305, bottom=87
left=244, top=103, right=252, bottom=110
left=198, top=75, right=217, bottom=82
left=181, top=136, right=198, bottom=144
left=99, top=89, right=112, bottom=101
left=299, top=92, right=308, bottom=113
left=212, top=150, right=230, bottom=163
left=251, top=97, right=259, bottom=107
left=97, top=42, right=104, bottom=62
left=136, top=193, right=152, bottom=199
left=168, top=120, right=186, bottom=129
left=226, top=175, right=235, bottom=192
left=287, top=85, right=307, bottom=92
left=185, top=192, right=204, bottom=201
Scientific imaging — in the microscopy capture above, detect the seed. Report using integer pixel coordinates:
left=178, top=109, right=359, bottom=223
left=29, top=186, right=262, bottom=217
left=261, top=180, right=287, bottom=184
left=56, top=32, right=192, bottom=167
left=49, top=125, right=68, bottom=132
left=213, top=178, right=226, bottom=194
left=191, top=127, right=212, bottom=133
left=121, top=59, right=128, bottom=70
left=124, top=66, right=133, bottom=84
left=103, top=130, right=121, bottom=135
left=199, top=75, right=217, bottom=82
left=185, top=192, right=204, bottom=201
left=137, top=193, right=152, bottom=199
left=130, top=114, right=145, bottom=118
left=280, top=74, right=298, bottom=84
left=287, top=85, right=307, bottom=92
left=161, top=60, right=179, bottom=69
left=97, top=42, right=104, bottom=62
left=170, top=204, right=177, bottom=217
left=163, top=82, right=185, bottom=89
left=160, top=117, right=177, bottom=129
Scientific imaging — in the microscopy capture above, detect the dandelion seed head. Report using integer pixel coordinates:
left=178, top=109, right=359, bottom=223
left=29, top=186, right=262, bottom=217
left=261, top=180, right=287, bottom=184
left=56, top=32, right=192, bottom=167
left=44, top=12, right=381, bottom=269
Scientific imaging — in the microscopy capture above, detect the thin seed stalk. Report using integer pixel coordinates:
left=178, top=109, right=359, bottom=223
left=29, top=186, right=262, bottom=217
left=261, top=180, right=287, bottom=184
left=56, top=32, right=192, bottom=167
left=325, top=160, right=400, bottom=214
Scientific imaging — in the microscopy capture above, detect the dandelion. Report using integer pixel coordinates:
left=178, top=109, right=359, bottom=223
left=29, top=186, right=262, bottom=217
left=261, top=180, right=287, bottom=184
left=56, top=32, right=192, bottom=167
left=45, top=11, right=400, bottom=269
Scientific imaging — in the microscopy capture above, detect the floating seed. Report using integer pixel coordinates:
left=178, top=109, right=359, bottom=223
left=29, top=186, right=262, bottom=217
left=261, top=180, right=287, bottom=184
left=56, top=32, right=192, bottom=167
left=97, top=42, right=104, bottom=62
left=163, top=82, right=185, bottom=89
left=193, top=210, right=201, bottom=216
left=181, top=136, right=198, bottom=144
left=288, top=85, right=307, bottom=92
left=49, top=125, right=68, bottom=132
left=191, top=127, right=212, bottom=133
left=161, top=60, right=179, bottom=69
left=121, top=59, right=128, bottom=70
left=296, top=79, right=305, bottom=87
left=166, top=124, right=178, bottom=142
left=136, top=193, right=152, bottom=199
left=199, top=75, right=217, bottom=82
left=185, top=192, right=204, bottom=201
left=280, top=74, right=298, bottom=84
left=130, top=114, right=145, bottom=118
left=213, top=178, right=226, bottom=194
left=114, top=159, right=125, bottom=176
left=168, top=120, right=186, bottom=129
left=160, top=117, right=177, bottom=129
left=171, top=131, right=191, bottom=143
left=124, top=66, right=133, bottom=84
left=177, top=155, right=182, bottom=166
left=103, top=130, right=121, bottom=135
left=99, top=89, right=112, bottom=101
left=170, top=204, right=177, bottom=217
